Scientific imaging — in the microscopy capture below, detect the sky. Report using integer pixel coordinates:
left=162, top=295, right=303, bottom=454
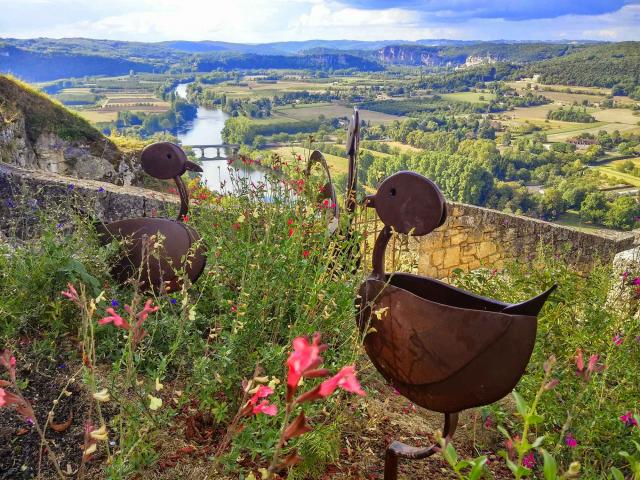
left=0, top=0, right=639, bottom=43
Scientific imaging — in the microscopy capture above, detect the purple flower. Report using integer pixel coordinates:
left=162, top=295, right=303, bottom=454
left=523, top=452, right=536, bottom=469
left=67, top=184, right=74, bottom=191
left=632, top=278, right=640, bottom=286
left=5, top=199, right=14, bottom=208
left=56, top=223, right=64, bottom=229
left=565, top=433, right=577, bottom=448
left=110, top=299, right=120, bottom=308
left=97, top=187, right=105, bottom=193
left=620, top=411, right=638, bottom=427
left=170, top=298, right=177, bottom=305
left=613, top=334, right=624, bottom=346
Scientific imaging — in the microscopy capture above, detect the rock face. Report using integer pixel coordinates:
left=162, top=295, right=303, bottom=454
left=377, top=46, right=466, bottom=67
left=0, top=75, right=142, bottom=186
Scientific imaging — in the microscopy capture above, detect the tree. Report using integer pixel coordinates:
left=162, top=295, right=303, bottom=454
left=604, top=196, right=640, bottom=230
left=579, top=192, right=608, bottom=224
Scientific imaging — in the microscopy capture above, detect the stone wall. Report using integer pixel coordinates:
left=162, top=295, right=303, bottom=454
left=1, top=163, right=637, bottom=276
left=0, top=163, right=177, bottom=238
left=415, top=202, right=636, bottom=278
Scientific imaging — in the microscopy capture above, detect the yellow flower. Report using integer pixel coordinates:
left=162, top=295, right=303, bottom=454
left=92, top=388, right=110, bottom=403
left=90, top=425, right=108, bottom=441
left=148, top=395, right=162, bottom=411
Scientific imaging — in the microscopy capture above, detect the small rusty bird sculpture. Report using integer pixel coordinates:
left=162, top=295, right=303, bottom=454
left=96, top=142, right=206, bottom=293
left=357, top=171, right=556, bottom=479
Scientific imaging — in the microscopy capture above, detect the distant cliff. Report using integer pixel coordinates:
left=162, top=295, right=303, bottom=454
left=377, top=45, right=466, bottom=66
left=0, top=75, right=141, bottom=185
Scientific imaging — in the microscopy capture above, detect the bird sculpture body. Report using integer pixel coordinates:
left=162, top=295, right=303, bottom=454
left=357, top=171, right=556, bottom=479
left=96, top=142, right=207, bottom=293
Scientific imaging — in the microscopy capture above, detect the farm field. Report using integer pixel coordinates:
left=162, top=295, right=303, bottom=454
left=270, top=146, right=348, bottom=175
left=595, top=165, right=640, bottom=187
left=555, top=210, right=619, bottom=235
left=547, top=121, right=639, bottom=142
left=440, top=91, right=496, bottom=103
left=383, top=141, right=423, bottom=153
left=202, top=79, right=331, bottom=99
left=272, top=102, right=403, bottom=125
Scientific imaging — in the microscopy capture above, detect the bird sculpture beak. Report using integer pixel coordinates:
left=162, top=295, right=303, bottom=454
left=364, top=194, right=376, bottom=208
left=185, top=160, right=204, bottom=173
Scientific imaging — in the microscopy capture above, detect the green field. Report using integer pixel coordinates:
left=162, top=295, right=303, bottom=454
left=272, top=102, right=402, bottom=125
left=440, top=91, right=496, bottom=104
left=270, top=146, right=348, bottom=175
left=595, top=166, right=640, bottom=187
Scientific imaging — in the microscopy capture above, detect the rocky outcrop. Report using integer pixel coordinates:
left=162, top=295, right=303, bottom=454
left=0, top=75, right=142, bottom=186
left=377, top=46, right=466, bottom=67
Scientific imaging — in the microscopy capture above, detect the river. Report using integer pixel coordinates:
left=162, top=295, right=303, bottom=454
left=174, top=83, right=268, bottom=193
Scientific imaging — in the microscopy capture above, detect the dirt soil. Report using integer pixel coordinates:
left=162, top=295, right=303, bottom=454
left=2, top=366, right=513, bottom=480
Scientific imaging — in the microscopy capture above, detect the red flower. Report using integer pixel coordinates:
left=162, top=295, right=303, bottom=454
left=318, top=365, right=365, bottom=397
left=253, top=399, right=277, bottom=416
left=182, top=215, right=189, bottom=223
left=287, top=219, right=294, bottom=225
left=288, top=228, right=295, bottom=237
left=303, top=250, right=310, bottom=258
left=98, top=308, right=130, bottom=329
left=287, top=334, right=325, bottom=388
left=61, top=283, right=80, bottom=303
left=230, top=305, right=238, bottom=313
left=621, top=411, right=639, bottom=427
left=249, top=385, right=274, bottom=406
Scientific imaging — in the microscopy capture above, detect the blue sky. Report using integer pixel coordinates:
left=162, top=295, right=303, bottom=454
left=0, top=0, right=638, bottom=43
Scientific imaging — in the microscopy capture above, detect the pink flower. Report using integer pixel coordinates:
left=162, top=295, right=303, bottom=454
left=249, top=385, right=274, bottom=406
left=252, top=399, right=278, bottom=416
left=484, top=415, right=493, bottom=429
left=565, top=433, right=577, bottom=448
left=621, top=411, right=638, bottom=427
left=136, top=299, right=159, bottom=325
left=613, top=334, right=624, bottom=346
left=523, top=452, right=536, bottom=469
left=623, top=271, right=629, bottom=281
left=575, top=349, right=584, bottom=371
left=287, top=334, right=325, bottom=388
left=61, top=283, right=79, bottom=303
left=0, top=387, right=6, bottom=407
left=318, top=365, right=365, bottom=397
left=98, top=308, right=130, bottom=329
left=0, top=350, right=16, bottom=381
left=632, top=277, right=640, bottom=285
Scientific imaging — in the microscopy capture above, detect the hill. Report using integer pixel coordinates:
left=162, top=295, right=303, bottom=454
left=0, top=75, right=139, bottom=184
left=521, top=42, right=640, bottom=91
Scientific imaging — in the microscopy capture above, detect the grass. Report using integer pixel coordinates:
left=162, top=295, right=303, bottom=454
left=440, top=91, right=496, bottom=104
left=0, top=74, right=112, bottom=144
left=596, top=166, right=640, bottom=187
left=547, top=122, right=638, bottom=142
left=270, top=146, right=348, bottom=175
left=272, top=103, right=402, bottom=125
left=555, top=210, right=614, bottom=234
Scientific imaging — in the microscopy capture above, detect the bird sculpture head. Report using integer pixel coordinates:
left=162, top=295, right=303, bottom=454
left=365, top=171, right=447, bottom=236
left=140, top=142, right=203, bottom=221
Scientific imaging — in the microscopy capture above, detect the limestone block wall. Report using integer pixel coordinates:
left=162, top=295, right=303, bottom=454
left=415, top=202, right=636, bottom=279
left=0, top=163, right=177, bottom=238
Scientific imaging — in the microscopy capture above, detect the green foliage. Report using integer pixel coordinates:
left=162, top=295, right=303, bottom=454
left=451, top=252, right=640, bottom=477
left=547, top=107, right=596, bottom=123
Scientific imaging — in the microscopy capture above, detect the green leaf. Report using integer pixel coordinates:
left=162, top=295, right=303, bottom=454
left=532, top=435, right=545, bottom=448
left=469, top=457, right=488, bottom=480
left=541, top=449, right=558, bottom=480
left=513, top=391, right=528, bottom=417
left=528, top=414, right=545, bottom=425
left=610, top=467, right=624, bottom=480
left=443, top=442, right=458, bottom=466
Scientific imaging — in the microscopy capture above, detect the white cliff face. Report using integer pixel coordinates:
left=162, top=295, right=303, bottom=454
left=0, top=111, right=139, bottom=186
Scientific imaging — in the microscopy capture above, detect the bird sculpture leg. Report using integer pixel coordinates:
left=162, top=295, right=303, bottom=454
left=383, top=412, right=459, bottom=480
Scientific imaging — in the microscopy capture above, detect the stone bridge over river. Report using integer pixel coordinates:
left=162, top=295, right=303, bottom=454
left=188, top=144, right=240, bottom=160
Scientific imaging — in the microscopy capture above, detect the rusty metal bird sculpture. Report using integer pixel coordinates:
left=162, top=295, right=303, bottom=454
left=357, top=171, right=556, bottom=479
left=96, top=142, right=207, bottom=293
